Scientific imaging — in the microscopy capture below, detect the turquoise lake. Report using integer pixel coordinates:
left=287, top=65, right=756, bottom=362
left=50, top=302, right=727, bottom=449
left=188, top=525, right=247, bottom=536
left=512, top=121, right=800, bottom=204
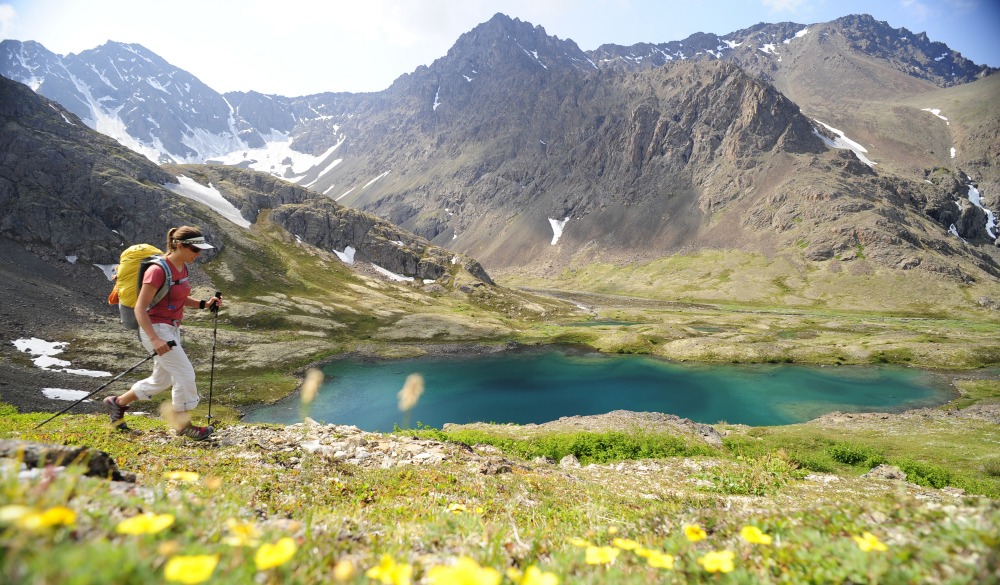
left=244, top=348, right=955, bottom=431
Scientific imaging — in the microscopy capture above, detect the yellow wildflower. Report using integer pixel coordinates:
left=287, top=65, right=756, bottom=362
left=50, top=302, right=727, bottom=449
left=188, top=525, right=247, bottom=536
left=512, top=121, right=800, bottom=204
left=163, top=554, right=219, bottom=584
left=697, top=550, right=735, bottom=573
left=612, top=537, right=641, bottom=550
left=426, top=556, right=500, bottom=585
left=17, top=506, right=76, bottom=530
left=566, top=537, right=591, bottom=548
left=853, top=532, right=888, bottom=552
left=116, top=512, right=175, bottom=535
left=448, top=503, right=469, bottom=514
left=507, top=565, right=560, bottom=585
left=163, top=471, right=200, bottom=483
left=223, top=518, right=261, bottom=547
left=740, top=525, right=773, bottom=545
left=255, top=537, right=297, bottom=570
left=683, top=524, right=707, bottom=542
left=645, top=550, right=675, bottom=570
left=607, top=526, right=619, bottom=535
left=366, top=554, right=413, bottom=585
left=585, top=546, right=620, bottom=565
left=333, top=559, right=356, bottom=582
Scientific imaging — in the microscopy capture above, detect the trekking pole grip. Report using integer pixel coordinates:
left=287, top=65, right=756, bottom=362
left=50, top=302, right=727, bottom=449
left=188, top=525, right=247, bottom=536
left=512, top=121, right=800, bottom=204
left=211, top=291, right=222, bottom=313
left=151, top=339, right=177, bottom=357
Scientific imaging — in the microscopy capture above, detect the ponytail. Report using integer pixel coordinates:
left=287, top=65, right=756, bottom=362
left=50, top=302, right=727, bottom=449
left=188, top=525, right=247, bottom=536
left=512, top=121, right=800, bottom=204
left=166, top=227, right=179, bottom=252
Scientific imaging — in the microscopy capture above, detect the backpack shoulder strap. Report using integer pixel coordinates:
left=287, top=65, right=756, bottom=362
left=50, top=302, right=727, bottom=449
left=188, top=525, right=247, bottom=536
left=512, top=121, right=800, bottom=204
left=147, top=257, right=173, bottom=308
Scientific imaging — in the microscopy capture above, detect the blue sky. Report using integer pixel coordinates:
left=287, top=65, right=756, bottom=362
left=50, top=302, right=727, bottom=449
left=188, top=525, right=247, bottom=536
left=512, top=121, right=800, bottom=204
left=1, top=0, right=997, bottom=96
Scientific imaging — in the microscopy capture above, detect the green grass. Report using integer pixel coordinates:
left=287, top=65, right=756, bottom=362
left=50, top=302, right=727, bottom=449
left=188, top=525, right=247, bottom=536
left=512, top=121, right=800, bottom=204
left=2, top=403, right=999, bottom=584
left=720, top=405, right=1000, bottom=498
left=407, top=428, right=718, bottom=464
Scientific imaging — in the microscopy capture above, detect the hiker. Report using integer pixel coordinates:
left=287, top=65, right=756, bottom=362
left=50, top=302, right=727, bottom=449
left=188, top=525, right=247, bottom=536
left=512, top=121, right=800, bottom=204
left=103, top=226, right=222, bottom=440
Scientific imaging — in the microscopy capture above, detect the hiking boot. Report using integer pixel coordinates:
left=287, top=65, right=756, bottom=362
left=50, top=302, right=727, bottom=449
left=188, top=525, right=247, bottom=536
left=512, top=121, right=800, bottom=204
left=103, top=396, right=129, bottom=429
left=177, top=423, right=214, bottom=441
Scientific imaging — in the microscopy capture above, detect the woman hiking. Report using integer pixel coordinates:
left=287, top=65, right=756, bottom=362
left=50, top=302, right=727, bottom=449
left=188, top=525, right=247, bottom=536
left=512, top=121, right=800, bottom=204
left=104, top=226, right=222, bottom=440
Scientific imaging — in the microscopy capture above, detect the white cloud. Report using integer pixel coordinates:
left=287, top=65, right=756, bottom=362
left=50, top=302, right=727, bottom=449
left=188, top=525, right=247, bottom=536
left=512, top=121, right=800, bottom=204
left=0, top=3, right=16, bottom=39
left=761, top=0, right=809, bottom=12
left=899, top=0, right=934, bottom=21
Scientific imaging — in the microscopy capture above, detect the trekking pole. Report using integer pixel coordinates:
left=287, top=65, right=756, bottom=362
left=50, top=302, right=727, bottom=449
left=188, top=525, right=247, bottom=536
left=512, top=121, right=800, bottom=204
left=34, top=341, right=176, bottom=429
left=207, top=291, right=222, bottom=424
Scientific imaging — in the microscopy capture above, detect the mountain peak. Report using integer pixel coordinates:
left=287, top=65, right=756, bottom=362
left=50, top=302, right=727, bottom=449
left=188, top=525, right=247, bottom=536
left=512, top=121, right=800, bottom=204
left=827, top=13, right=993, bottom=85
left=430, top=13, right=591, bottom=78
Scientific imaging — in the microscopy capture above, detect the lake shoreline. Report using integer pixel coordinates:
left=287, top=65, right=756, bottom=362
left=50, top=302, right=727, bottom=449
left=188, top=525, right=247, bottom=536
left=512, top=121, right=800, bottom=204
left=246, top=342, right=973, bottom=430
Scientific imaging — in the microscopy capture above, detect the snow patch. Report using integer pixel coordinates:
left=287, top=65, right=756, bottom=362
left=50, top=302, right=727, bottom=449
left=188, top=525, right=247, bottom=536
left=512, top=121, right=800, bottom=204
left=921, top=108, right=949, bottom=125
left=372, top=264, right=414, bottom=282
left=549, top=217, right=569, bottom=245
left=362, top=171, right=390, bottom=190
left=166, top=176, right=251, bottom=228
left=783, top=28, right=808, bottom=44
left=759, top=44, right=781, bottom=60
left=303, top=153, right=344, bottom=188
left=95, top=264, right=117, bottom=280
left=334, top=246, right=356, bottom=265
left=42, top=388, right=93, bottom=402
left=211, top=135, right=343, bottom=182
left=967, top=184, right=997, bottom=239
left=12, top=338, right=111, bottom=377
left=812, top=120, right=875, bottom=166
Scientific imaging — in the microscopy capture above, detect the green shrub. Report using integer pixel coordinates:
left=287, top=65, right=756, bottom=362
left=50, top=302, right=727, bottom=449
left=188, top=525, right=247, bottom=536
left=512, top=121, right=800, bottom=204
left=828, top=442, right=886, bottom=468
left=982, top=457, right=1000, bottom=478
left=790, top=451, right=837, bottom=473
left=894, top=458, right=953, bottom=489
left=721, top=436, right=772, bottom=459
left=698, top=453, right=799, bottom=496
left=415, top=429, right=716, bottom=464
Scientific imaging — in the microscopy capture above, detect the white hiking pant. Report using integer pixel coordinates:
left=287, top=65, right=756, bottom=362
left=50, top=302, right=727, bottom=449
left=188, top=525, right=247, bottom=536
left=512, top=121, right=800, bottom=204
left=130, top=322, right=200, bottom=412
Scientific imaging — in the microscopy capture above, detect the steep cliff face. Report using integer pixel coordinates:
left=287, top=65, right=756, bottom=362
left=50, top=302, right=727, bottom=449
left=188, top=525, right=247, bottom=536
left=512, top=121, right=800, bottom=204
left=302, top=58, right=829, bottom=267
left=0, top=75, right=493, bottom=285
left=0, top=75, right=189, bottom=263
left=168, top=164, right=494, bottom=283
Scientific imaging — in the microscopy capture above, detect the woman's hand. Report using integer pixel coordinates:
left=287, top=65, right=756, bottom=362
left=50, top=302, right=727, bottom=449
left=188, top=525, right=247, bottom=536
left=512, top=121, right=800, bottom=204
left=152, top=336, right=173, bottom=355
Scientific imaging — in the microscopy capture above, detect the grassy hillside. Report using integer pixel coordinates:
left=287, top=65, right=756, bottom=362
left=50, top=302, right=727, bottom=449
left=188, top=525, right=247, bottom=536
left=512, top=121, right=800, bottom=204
left=502, top=250, right=1000, bottom=369
left=1, top=378, right=997, bottom=584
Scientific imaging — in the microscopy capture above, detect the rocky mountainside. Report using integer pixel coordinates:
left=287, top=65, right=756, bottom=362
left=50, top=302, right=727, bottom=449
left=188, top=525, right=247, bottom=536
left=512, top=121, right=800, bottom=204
left=0, top=75, right=490, bottom=282
left=282, top=15, right=1000, bottom=280
left=2, top=13, right=998, bottom=285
